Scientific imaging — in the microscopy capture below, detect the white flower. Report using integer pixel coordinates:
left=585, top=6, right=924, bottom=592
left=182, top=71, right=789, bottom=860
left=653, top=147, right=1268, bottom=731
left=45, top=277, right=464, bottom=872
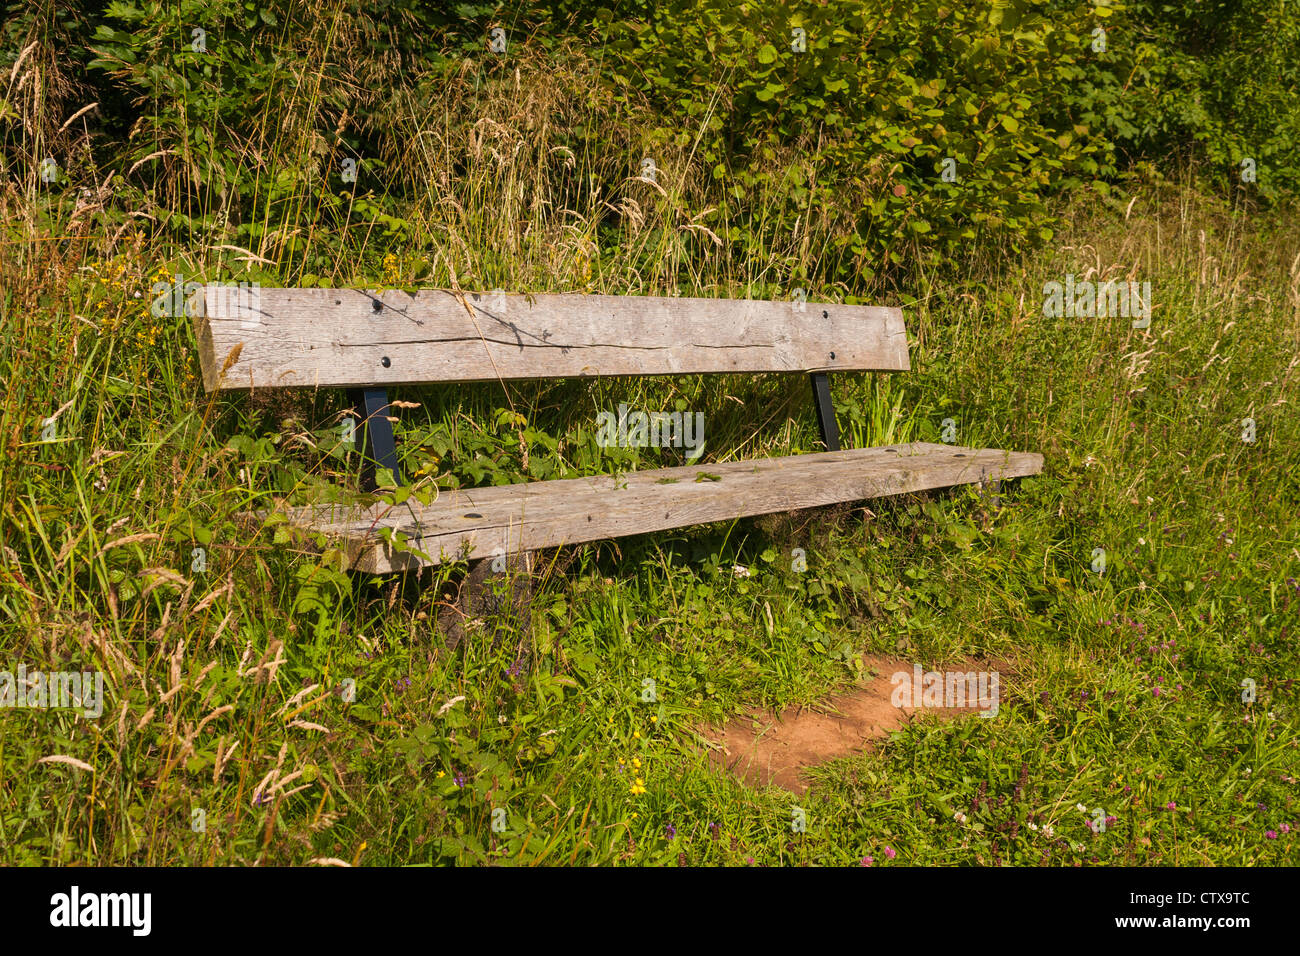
left=953, top=812, right=967, bottom=824
left=1027, top=821, right=1038, bottom=831
left=1076, top=803, right=1087, bottom=812
left=1043, top=824, right=1054, bottom=837
left=732, top=565, right=751, bottom=578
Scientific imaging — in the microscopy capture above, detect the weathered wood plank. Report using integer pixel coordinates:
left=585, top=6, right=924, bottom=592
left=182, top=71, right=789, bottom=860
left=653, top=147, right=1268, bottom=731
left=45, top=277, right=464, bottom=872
left=267, top=443, right=1043, bottom=573
left=194, top=288, right=909, bottom=391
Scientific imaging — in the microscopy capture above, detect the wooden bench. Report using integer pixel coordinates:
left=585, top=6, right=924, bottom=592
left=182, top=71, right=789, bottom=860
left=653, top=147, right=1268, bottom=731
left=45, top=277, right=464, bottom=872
left=194, top=288, right=1043, bottom=573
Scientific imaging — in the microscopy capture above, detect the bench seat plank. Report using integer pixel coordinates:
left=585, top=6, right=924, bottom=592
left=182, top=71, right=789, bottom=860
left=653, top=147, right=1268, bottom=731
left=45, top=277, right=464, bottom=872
left=195, top=288, right=908, bottom=390
left=272, top=442, right=1042, bottom=573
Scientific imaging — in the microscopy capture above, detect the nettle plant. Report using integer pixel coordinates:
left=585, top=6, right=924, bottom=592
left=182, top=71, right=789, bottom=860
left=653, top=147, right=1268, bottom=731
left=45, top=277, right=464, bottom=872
left=600, top=0, right=1108, bottom=287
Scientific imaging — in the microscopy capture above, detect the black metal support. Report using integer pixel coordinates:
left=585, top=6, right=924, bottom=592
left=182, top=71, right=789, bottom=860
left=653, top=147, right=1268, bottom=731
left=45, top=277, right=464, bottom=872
left=978, top=472, right=1003, bottom=514
left=810, top=372, right=840, bottom=452
left=348, top=387, right=401, bottom=489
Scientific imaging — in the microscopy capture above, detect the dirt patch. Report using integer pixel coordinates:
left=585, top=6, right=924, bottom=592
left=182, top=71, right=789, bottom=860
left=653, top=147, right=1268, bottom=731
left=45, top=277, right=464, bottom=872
left=706, top=656, right=1001, bottom=793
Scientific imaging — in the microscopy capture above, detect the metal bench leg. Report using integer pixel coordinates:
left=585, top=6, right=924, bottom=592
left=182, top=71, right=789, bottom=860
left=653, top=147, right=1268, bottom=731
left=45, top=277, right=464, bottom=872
left=349, top=387, right=402, bottom=490
left=978, top=473, right=1003, bottom=514
left=445, top=550, right=535, bottom=652
left=810, top=372, right=841, bottom=452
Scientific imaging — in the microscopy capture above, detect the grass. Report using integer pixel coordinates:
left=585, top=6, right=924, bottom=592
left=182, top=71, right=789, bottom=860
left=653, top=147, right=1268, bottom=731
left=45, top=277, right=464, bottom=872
left=1, top=34, right=1298, bottom=865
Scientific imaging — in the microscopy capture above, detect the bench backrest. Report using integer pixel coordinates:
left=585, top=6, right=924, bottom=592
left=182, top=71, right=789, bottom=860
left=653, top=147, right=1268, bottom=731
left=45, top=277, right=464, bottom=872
left=194, top=288, right=909, bottom=391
